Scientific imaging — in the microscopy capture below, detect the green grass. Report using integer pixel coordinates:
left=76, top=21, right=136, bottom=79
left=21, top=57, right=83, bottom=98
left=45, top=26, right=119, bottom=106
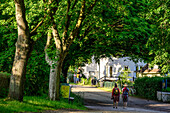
left=166, top=87, right=170, bottom=91
left=162, top=87, right=170, bottom=92
left=0, top=95, right=87, bottom=113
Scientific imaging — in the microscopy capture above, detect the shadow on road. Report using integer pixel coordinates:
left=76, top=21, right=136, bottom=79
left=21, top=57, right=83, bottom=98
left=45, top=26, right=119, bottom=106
left=72, top=85, right=170, bottom=113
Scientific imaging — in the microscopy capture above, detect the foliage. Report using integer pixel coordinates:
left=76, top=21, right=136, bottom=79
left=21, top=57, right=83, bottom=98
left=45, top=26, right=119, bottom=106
left=80, top=78, right=91, bottom=85
left=146, top=0, right=170, bottom=74
left=70, top=92, right=85, bottom=106
left=118, top=69, right=132, bottom=88
left=162, top=87, right=170, bottom=92
left=0, top=1, right=16, bottom=73
left=63, top=0, right=155, bottom=78
left=25, top=39, right=50, bottom=96
left=91, top=0, right=153, bottom=62
left=0, top=95, right=86, bottom=113
left=0, top=0, right=169, bottom=99
left=134, top=77, right=164, bottom=100
left=0, top=72, right=10, bottom=98
left=0, top=0, right=50, bottom=97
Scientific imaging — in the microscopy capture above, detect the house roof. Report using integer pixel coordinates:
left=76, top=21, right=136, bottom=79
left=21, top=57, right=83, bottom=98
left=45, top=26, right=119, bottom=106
left=143, top=69, right=150, bottom=73
left=141, top=64, right=161, bottom=73
left=140, top=64, right=149, bottom=73
left=148, top=69, right=161, bottom=73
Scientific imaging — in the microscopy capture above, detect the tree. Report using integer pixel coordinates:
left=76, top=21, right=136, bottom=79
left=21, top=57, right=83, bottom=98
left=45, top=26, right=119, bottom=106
left=45, top=0, right=91, bottom=100
left=0, top=0, right=17, bottom=73
left=46, top=0, right=155, bottom=101
left=146, top=0, right=170, bottom=74
left=0, top=0, right=50, bottom=97
left=8, top=0, right=46, bottom=101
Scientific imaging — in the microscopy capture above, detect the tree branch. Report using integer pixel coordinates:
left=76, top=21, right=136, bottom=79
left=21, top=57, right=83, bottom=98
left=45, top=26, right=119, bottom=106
left=30, top=15, right=47, bottom=36
left=52, top=25, right=62, bottom=50
left=63, top=0, right=86, bottom=52
left=63, top=0, right=71, bottom=43
left=45, top=31, right=54, bottom=66
left=77, top=25, right=93, bottom=41
left=71, top=0, right=78, bottom=10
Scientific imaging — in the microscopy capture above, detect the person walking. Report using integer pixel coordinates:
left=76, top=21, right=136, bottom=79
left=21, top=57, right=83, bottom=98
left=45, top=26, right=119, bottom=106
left=76, top=70, right=80, bottom=84
left=74, top=73, right=76, bottom=83
left=122, top=83, right=129, bottom=109
left=111, top=83, right=120, bottom=109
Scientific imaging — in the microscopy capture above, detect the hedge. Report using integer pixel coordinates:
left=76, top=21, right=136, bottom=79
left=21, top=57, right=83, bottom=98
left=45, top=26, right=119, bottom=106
left=0, top=72, right=10, bottom=98
left=134, top=76, right=163, bottom=100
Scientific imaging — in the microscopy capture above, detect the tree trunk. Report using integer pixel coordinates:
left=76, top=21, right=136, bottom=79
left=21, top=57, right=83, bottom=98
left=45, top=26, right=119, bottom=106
left=8, top=0, right=31, bottom=101
left=56, top=55, right=65, bottom=100
left=48, top=65, right=57, bottom=100
left=45, top=31, right=58, bottom=100
left=45, top=51, right=57, bottom=100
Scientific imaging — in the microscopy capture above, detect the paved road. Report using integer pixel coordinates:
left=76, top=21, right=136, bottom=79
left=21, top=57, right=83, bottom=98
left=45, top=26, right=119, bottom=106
left=71, top=85, right=170, bottom=113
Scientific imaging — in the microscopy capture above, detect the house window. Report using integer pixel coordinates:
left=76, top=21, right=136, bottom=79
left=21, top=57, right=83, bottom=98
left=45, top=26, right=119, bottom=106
left=140, top=66, right=143, bottom=70
left=110, top=67, right=112, bottom=77
left=125, top=66, right=128, bottom=71
left=113, top=67, right=116, bottom=73
left=118, top=67, right=122, bottom=72
left=136, top=66, right=138, bottom=71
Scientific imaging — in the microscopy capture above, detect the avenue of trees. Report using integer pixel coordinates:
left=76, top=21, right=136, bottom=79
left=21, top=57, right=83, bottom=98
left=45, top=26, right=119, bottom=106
left=0, top=0, right=169, bottom=101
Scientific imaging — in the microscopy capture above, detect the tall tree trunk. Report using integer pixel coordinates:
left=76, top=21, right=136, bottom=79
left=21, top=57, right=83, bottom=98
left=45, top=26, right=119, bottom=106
left=8, top=0, right=31, bottom=101
left=47, top=0, right=86, bottom=100
left=45, top=31, right=58, bottom=100
left=46, top=58, right=57, bottom=100
left=56, top=54, right=65, bottom=100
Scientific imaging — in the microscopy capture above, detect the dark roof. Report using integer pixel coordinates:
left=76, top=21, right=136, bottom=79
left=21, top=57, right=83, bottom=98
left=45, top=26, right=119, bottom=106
left=140, top=64, right=149, bottom=73
left=140, top=64, right=161, bottom=73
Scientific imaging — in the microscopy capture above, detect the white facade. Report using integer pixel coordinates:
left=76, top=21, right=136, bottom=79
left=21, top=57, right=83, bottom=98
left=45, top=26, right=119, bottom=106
left=82, top=57, right=146, bottom=81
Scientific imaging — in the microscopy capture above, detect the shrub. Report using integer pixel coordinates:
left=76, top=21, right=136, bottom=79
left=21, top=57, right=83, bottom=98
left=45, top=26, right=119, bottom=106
left=80, top=77, right=91, bottom=85
left=134, top=76, right=164, bottom=100
left=0, top=72, right=10, bottom=98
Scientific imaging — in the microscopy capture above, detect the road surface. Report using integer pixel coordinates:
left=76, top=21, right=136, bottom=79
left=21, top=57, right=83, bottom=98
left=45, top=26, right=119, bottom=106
left=71, top=85, right=170, bottom=113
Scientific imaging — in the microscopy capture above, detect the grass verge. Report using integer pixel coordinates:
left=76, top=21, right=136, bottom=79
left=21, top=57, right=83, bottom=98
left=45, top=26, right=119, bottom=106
left=0, top=95, right=87, bottom=113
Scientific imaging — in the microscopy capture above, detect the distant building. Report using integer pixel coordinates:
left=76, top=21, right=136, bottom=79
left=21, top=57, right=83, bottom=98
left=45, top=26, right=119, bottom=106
left=138, top=64, right=162, bottom=77
left=82, top=56, right=146, bottom=81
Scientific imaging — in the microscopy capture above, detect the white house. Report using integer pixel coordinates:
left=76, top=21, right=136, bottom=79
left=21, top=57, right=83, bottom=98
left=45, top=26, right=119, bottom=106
left=82, top=56, right=146, bottom=81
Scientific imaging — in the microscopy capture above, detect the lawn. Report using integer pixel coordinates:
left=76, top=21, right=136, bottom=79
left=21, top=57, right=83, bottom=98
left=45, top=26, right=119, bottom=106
left=0, top=95, right=87, bottom=113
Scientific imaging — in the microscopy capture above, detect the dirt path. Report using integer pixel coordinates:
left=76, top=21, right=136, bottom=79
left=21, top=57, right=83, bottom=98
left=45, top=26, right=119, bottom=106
left=71, top=85, right=170, bottom=113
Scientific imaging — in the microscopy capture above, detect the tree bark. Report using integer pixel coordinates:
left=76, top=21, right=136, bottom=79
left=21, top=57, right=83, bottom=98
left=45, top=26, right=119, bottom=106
left=8, top=0, right=31, bottom=101
left=45, top=54, right=57, bottom=100
left=56, top=54, right=66, bottom=100
left=45, top=31, right=58, bottom=100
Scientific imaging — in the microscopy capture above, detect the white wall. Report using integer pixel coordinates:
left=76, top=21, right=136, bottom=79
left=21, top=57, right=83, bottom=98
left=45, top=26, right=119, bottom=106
left=82, top=57, right=146, bottom=80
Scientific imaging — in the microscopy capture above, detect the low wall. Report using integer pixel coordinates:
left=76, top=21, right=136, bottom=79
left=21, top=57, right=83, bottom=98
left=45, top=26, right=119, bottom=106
left=157, top=91, right=170, bottom=102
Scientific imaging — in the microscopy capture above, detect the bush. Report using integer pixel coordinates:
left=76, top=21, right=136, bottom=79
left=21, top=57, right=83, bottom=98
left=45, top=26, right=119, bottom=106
left=0, top=72, right=10, bottom=98
left=134, top=76, right=164, bottom=100
left=80, top=77, right=91, bottom=85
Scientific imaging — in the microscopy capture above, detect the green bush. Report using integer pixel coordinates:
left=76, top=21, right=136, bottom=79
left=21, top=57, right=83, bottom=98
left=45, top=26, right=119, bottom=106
left=134, top=76, right=164, bottom=100
left=0, top=72, right=10, bottom=98
left=24, top=39, right=50, bottom=96
left=80, top=78, right=91, bottom=85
